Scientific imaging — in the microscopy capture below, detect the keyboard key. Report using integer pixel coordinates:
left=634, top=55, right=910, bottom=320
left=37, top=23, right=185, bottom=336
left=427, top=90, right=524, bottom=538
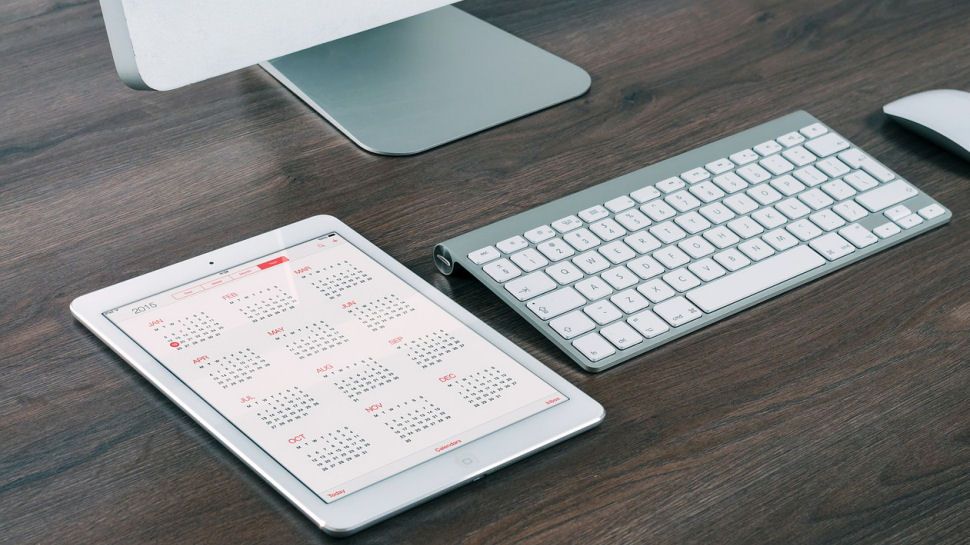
left=650, top=221, right=687, bottom=244
left=884, top=205, right=911, bottom=222
left=637, top=279, right=676, bottom=302
left=705, top=157, right=735, bottom=174
left=483, top=258, right=521, bottom=282
left=546, top=261, right=584, bottom=284
left=549, top=311, right=596, bottom=340
left=675, top=211, right=712, bottom=233
left=627, top=310, right=670, bottom=338
left=686, top=246, right=826, bottom=312
left=497, top=235, right=528, bottom=254
left=663, top=268, right=702, bottom=292
left=856, top=180, right=918, bottom=212
left=689, top=181, right=725, bottom=203
left=703, top=225, right=741, bottom=248
left=782, top=145, right=816, bottom=166
left=729, top=148, right=759, bottom=165
left=610, top=289, right=650, bottom=313
left=600, top=322, right=644, bottom=349
left=551, top=215, right=583, bottom=234
left=601, top=266, right=639, bottom=289
left=631, top=185, right=662, bottom=203
left=805, top=132, right=850, bottom=157
left=653, top=246, right=691, bottom=268
left=896, top=214, right=924, bottom=229
left=578, top=205, right=610, bottom=222
left=775, top=198, right=811, bottom=219
left=787, top=219, right=823, bottom=241
left=626, top=255, right=665, bottom=279
left=641, top=200, right=677, bottom=221
left=833, top=200, right=868, bottom=222
left=793, top=165, right=828, bottom=186
left=584, top=300, right=623, bottom=325
left=679, top=236, right=715, bottom=258
left=574, top=276, right=614, bottom=300
left=713, top=248, right=751, bottom=271
left=615, top=209, right=651, bottom=231
left=821, top=179, right=856, bottom=200
left=653, top=296, right=704, bottom=327
left=838, top=223, right=878, bottom=248
left=572, top=251, right=611, bottom=274
left=798, top=188, right=834, bottom=210
left=816, top=157, right=850, bottom=177
left=754, top=140, right=783, bottom=156
left=873, top=222, right=901, bottom=238
left=469, top=246, right=500, bottom=264
left=525, top=225, right=556, bottom=243
left=810, top=232, right=855, bottom=260
left=572, top=332, right=616, bottom=362
left=713, top=172, right=749, bottom=193
left=536, top=238, right=576, bottom=261
left=723, top=193, right=759, bottom=214
left=770, top=174, right=805, bottom=196
left=656, top=176, right=686, bottom=193
left=809, top=209, right=846, bottom=231
left=747, top=183, right=783, bottom=205
left=563, top=228, right=602, bottom=251
left=589, top=218, right=627, bottom=241
left=762, top=229, right=799, bottom=251
left=799, top=123, right=828, bottom=138
left=760, top=154, right=795, bottom=175
left=751, top=207, right=787, bottom=229
left=624, top=230, right=662, bottom=254
left=918, top=204, right=946, bottom=220
left=839, top=149, right=895, bottom=182
left=699, top=202, right=736, bottom=224
left=843, top=171, right=878, bottom=192
left=737, top=164, right=771, bottom=184
left=510, top=248, right=549, bottom=271
left=505, top=271, right=557, bottom=301
left=688, top=258, right=727, bottom=281
left=681, top=167, right=710, bottom=184
left=605, top=195, right=636, bottom=213
left=727, top=216, right=765, bottom=238
left=777, top=131, right=806, bottom=147
left=738, top=239, right=776, bottom=261
left=666, top=190, right=701, bottom=212
left=599, top=240, right=637, bottom=264
left=527, top=287, right=586, bottom=320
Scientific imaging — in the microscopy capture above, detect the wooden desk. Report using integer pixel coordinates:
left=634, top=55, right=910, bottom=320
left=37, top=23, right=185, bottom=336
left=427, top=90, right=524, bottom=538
left=2, top=1, right=968, bottom=543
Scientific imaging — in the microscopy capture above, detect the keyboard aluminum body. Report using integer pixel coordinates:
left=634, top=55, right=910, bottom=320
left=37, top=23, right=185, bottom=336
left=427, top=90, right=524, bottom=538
left=433, top=111, right=951, bottom=372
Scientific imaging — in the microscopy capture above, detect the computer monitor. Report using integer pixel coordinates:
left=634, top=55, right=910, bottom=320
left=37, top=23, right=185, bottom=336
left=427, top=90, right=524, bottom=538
left=99, top=0, right=591, bottom=155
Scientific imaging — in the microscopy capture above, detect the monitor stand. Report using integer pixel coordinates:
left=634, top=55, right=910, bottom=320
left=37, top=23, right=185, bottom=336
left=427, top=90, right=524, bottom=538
left=260, top=6, right=591, bottom=156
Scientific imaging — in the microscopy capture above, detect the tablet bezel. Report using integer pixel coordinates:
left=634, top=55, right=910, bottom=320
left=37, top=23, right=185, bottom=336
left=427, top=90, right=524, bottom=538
left=71, top=215, right=604, bottom=536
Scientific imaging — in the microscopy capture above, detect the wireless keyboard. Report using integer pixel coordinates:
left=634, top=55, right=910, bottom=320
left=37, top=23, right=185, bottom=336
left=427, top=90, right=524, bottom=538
left=433, top=111, right=951, bottom=372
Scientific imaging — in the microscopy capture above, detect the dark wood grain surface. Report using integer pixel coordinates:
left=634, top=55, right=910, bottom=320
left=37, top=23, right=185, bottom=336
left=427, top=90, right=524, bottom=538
left=2, top=0, right=969, bottom=543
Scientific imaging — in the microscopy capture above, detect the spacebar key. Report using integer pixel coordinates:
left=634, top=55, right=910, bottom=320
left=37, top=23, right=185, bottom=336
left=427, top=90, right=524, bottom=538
left=686, top=246, right=826, bottom=313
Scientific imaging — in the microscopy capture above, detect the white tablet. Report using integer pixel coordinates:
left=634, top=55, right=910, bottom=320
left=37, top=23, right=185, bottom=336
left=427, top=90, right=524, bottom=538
left=71, top=215, right=603, bottom=536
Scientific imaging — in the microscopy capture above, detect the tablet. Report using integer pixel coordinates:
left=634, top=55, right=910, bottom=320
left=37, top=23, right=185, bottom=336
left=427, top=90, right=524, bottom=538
left=71, top=215, right=603, bottom=536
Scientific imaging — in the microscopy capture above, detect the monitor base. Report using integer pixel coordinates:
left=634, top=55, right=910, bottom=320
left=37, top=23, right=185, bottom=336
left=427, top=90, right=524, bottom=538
left=261, top=6, right=591, bottom=156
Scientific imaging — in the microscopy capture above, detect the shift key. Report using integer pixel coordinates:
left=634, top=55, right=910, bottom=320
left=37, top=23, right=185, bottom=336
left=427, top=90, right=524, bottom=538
left=527, top=287, right=586, bottom=320
left=856, top=180, right=918, bottom=212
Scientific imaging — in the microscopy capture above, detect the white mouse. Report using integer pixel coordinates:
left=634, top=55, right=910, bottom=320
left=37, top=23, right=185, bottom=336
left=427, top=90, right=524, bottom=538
left=883, top=89, right=970, bottom=161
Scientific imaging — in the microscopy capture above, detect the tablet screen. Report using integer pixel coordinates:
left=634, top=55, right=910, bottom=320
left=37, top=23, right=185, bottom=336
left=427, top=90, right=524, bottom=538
left=105, top=233, right=566, bottom=502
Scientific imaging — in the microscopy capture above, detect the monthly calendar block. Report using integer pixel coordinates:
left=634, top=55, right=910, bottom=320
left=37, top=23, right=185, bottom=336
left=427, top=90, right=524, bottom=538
left=447, top=366, right=517, bottom=408
left=294, top=426, right=371, bottom=472
left=153, top=311, right=224, bottom=350
left=276, top=320, right=349, bottom=360
left=199, top=347, right=269, bottom=389
left=228, top=284, right=298, bottom=323
left=319, top=357, right=399, bottom=402
left=397, top=329, right=465, bottom=369
left=302, top=259, right=374, bottom=300
left=346, top=294, right=415, bottom=332
left=375, top=396, right=450, bottom=444
left=248, top=386, right=320, bottom=429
